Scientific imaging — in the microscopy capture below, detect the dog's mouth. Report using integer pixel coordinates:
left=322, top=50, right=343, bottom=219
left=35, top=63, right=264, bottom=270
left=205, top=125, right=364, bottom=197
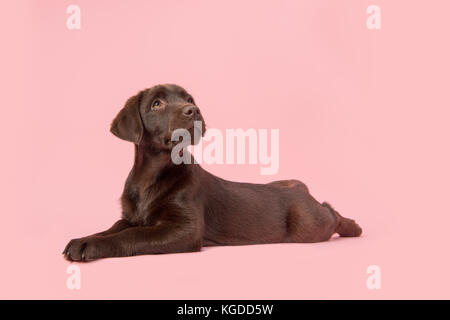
left=162, top=122, right=206, bottom=149
left=189, top=123, right=205, bottom=139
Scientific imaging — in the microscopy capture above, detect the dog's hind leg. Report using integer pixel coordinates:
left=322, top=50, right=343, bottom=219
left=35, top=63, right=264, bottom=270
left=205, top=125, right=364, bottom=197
left=322, top=202, right=363, bottom=237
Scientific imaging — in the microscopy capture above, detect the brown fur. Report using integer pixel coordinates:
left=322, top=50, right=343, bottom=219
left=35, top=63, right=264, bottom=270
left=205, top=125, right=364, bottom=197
left=63, top=84, right=362, bottom=261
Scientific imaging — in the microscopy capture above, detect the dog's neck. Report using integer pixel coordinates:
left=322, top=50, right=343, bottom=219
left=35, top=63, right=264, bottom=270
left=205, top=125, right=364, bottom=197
left=132, top=142, right=194, bottom=182
left=133, top=144, right=173, bottom=177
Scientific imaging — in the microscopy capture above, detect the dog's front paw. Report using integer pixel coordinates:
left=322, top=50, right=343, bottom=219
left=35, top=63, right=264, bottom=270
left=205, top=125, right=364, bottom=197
left=63, top=237, right=105, bottom=262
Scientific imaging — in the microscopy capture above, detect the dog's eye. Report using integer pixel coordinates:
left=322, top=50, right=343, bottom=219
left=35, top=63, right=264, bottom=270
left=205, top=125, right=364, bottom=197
left=187, top=97, right=194, bottom=104
left=151, top=99, right=162, bottom=109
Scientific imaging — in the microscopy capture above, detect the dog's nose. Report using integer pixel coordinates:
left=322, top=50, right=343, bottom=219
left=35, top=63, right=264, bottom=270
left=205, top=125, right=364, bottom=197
left=182, top=105, right=200, bottom=118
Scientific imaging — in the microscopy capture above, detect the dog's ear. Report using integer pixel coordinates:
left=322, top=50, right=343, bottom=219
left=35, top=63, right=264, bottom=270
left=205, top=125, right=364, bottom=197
left=110, top=91, right=144, bottom=144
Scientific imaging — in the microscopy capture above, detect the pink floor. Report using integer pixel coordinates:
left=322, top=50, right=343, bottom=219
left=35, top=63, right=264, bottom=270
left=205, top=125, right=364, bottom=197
left=1, top=213, right=449, bottom=299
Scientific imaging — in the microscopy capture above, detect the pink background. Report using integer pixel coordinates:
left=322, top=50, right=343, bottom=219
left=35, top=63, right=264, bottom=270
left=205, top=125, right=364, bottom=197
left=1, top=0, right=449, bottom=299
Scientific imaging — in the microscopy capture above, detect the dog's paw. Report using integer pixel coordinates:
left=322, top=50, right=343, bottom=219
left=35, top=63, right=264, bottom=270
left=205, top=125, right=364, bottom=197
left=63, top=237, right=104, bottom=262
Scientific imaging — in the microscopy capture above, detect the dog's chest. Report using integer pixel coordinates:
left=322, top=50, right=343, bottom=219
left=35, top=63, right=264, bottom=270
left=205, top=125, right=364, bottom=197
left=121, top=182, right=162, bottom=226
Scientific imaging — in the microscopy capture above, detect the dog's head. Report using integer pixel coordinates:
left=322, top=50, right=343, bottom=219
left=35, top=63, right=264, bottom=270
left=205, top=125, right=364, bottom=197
left=111, top=84, right=206, bottom=150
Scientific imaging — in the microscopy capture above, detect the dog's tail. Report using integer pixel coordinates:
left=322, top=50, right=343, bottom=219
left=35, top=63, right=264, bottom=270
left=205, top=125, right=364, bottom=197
left=322, top=202, right=362, bottom=237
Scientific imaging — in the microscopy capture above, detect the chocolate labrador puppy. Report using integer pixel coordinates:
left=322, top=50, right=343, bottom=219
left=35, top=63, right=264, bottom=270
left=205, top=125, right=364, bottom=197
left=63, top=84, right=362, bottom=261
